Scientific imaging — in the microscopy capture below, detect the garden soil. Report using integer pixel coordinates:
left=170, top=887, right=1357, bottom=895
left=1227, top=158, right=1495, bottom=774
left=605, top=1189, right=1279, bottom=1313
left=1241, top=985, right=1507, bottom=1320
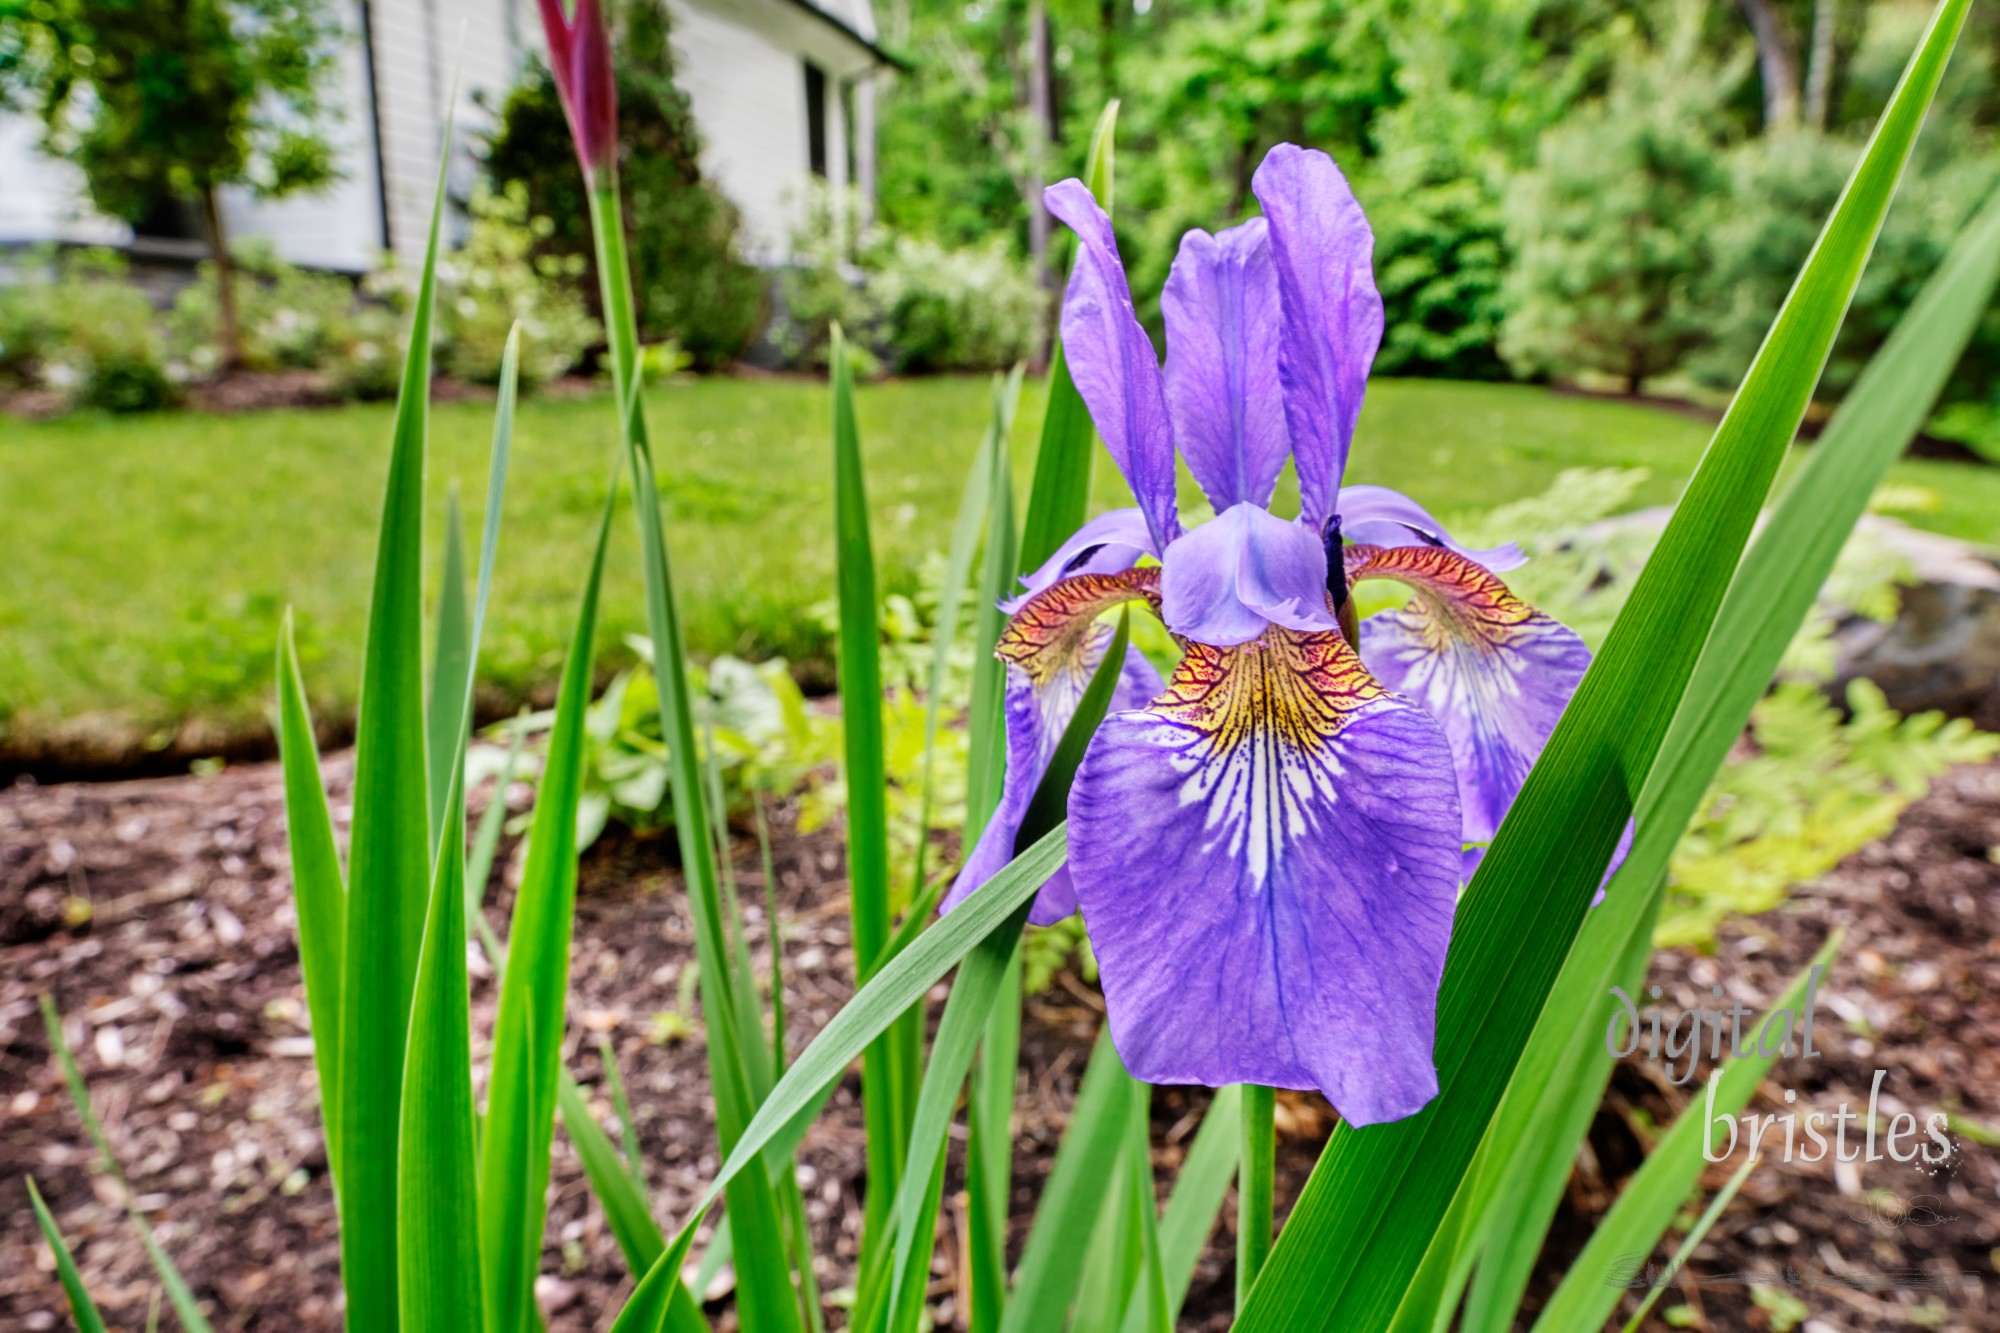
left=2, top=757, right=1996, bottom=1331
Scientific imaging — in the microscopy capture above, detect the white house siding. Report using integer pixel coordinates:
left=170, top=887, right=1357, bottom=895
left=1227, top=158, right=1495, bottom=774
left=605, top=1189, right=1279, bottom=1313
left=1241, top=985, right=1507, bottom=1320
left=366, top=0, right=535, bottom=263
left=0, top=0, right=879, bottom=272
left=670, top=0, right=882, bottom=261
left=218, top=0, right=386, bottom=272
left=0, top=119, right=128, bottom=247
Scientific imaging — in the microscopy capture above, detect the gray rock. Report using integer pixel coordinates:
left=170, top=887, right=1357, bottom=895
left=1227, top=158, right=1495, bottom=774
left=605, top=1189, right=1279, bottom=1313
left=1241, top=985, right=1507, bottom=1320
left=1832, top=518, right=2000, bottom=729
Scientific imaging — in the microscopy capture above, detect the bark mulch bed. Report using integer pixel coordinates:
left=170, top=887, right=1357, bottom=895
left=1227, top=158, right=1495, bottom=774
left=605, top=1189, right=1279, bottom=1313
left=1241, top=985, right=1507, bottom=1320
left=2, top=756, right=1996, bottom=1331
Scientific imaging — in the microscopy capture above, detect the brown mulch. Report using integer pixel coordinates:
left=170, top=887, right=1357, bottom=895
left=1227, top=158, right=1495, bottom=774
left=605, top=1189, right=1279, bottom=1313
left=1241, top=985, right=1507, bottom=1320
left=2, top=757, right=1997, bottom=1331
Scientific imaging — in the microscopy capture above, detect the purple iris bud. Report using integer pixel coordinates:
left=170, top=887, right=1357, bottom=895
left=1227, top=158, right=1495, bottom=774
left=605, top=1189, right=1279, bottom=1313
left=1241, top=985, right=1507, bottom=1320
left=538, top=0, right=618, bottom=181
left=946, top=143, right=1616, bottom=1127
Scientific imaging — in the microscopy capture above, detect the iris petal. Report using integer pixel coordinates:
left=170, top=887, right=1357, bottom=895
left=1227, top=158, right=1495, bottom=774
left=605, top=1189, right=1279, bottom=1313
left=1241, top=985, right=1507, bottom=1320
left=1069, top=624, right=1462, bottom=1124
left=1252, top=145, right=1383, bottom=531
left=944, top=569, right=1165, bottom=925
left=1159, top=502, right=1338, bottom=647
left=1349, top=543, right=1590, bottom=844
left=1336, top=484, right=1526, bottom=573
left=1002, top=508, right=1157, bottom=615
left=1163, top=219, right=1290, bottom=513
left=1044, top=180, right=1181, bottom=553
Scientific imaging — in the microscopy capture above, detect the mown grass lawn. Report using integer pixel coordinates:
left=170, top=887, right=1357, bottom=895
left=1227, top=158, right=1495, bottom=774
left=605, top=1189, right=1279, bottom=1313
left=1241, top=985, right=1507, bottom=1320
left=4, top=374, right=1995, bottom=750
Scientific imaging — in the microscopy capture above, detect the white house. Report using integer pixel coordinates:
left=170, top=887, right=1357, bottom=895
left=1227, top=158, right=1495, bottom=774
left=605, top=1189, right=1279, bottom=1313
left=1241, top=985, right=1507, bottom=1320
left=0, top=0, right=891, bottom=273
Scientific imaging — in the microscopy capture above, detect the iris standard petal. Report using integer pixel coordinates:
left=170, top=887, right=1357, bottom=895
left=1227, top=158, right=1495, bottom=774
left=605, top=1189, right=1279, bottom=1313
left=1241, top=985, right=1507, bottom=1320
left=943, top=569, right=1165, bottom=925
left=1068, top=625, right=1462, bottom=1124
left=1336, top=484, right=1526, bottom=573
left=1159, top=502, right=1338, bottom=647
left=1163, top=218, right=1290, bottom=513
left=1349, top=543, right=1590, bottom=845
left=1002, top=507, right=1157, bottom=614
left=1252, top=144, right=1384, bottom=532
left=1044, top=180, right=1181, bottom=552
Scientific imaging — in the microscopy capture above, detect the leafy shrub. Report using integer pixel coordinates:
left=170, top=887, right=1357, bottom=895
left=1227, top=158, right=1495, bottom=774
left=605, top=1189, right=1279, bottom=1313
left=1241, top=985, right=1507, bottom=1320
left=4, top=249, right=169, bottom=399
left=1687, top=131, right=2000, bottom=403
left=481, top=0, right=763, bottom=368
left=871, top=234, right=1044, bottom=373
left=1368, top=175, right=1510, bottom=380
left=437, top=183, right=600, bottom=387
left=0, top=264, right=56, bottom=388
left=77, top=354, right=176, bottom=413
left=168, top=240, right=360, bottom=375
left=774, top=186, right=1044, bottom=375
left=1499, top=16, right=1740, bottom=391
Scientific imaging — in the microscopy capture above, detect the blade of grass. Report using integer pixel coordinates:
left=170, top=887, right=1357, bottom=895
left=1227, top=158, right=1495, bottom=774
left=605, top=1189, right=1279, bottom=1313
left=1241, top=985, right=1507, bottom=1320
left=996, top=1026, right=1141, bottom=1333
left=877, top=612, right=1132, bottom=1333
left=1455, top=881, right=1663, bottom=1331
left=906, top=386, right=1002, bottom=900
left=479, top=488, right=614, bottom=1333
left=276, top=610, right=346, bottom=1162
left=704, top=729, right=777, bottom=1101
left=426, top=488, right=471, bottom=846
left=755, top=794, right=789, bottom=1072
left=1232, top=8, right=1970, bottom=1327
left=467, top=713, right=526, bottom=925
left=1121, top=1083, right=1169, bottom=1333
left=397, top=772, right=483, bottom=1332
left=25, top=1177, right=108, bottom=1333
left=587, top=179, right=801, bottom=1333
left=605, top=825, right=1071, bottom=1333
left=831, top=324, right=920, bottom=1276
left=965, top=382, right=1024, bottom=1333
left=1071, top=1145, right=1139, bottom=1333
left=600, top=1037, right=650, bottom=1198
left=1532, top=933, right=1840, bottom=1332
left=337, top=113, right=455, bottom=1333
left=438, top=322, right=518, bottom=872
left=41, top=999, right=216, bottom=1332
left=1429, top=123, right=2000, bottom=1333
left=1118, top=1085, right=1241, bottom=1333
left=965, top=372, right=1022, bottom=845
left=1616, top=1153, right=1760, bottom=1333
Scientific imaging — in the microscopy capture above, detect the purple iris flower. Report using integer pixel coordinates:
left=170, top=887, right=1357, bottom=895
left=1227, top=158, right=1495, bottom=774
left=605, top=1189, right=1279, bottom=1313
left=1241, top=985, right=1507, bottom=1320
left=943, top=144, right=1596, bottom=1126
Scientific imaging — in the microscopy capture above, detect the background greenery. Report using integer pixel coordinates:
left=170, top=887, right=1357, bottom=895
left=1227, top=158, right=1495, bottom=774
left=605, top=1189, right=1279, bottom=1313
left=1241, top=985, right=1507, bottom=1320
left=5, top=373, right=1994, bottom=747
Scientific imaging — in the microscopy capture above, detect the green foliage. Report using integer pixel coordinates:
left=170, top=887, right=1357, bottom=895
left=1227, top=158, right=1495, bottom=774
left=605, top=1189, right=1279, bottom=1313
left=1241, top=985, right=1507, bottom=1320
left=480, top=0, right=762, bottom=368
left=1688, top=129, right=2000, bottom=402
left=77, top=353, right=176, bottom=413
left=536, top=644, right=835, bottom=849
left=1499, top=12, right=1743, bottom=390
left=437, top=184, right=600, bottom=387
left=0, top=0, right=341, bottom=219
left=1664, top=678, right=2000, bottom=944
left=0, top=248, right=167, bottom=400
left=170, top=240, right=362, bottom=375
left=774, top=187, right=1045, bottom=375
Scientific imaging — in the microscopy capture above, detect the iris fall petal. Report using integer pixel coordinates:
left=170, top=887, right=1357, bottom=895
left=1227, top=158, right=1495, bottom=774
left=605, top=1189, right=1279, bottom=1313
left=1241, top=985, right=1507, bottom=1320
left=1068, top=625, right=1462, bottom=1124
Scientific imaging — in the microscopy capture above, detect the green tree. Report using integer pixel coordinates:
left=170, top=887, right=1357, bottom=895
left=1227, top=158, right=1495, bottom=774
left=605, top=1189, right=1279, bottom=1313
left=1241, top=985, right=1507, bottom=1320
left=1499, top=10, right=1744, bottom=392
left=0, top=0, right=343, bottom=368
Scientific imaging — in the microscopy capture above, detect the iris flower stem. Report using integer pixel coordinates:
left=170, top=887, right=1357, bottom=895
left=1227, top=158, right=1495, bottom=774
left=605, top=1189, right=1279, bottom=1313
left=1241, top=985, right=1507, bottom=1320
left=1237, top=1083, right=1276, bottom=1308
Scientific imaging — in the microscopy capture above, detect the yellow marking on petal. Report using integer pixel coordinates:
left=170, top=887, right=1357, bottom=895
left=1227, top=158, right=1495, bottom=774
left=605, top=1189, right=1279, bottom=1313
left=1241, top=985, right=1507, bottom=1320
left=1143, top=627, right=1390, bottom=887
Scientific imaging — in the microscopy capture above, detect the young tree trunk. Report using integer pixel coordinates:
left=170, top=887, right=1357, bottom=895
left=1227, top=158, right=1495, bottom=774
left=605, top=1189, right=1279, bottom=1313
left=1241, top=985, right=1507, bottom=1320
left=1735, top=0, right=1801, bottom=129
left=200, top=184, right=244, bottom=372
left=1804, top=0, right=1838, bottom=130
